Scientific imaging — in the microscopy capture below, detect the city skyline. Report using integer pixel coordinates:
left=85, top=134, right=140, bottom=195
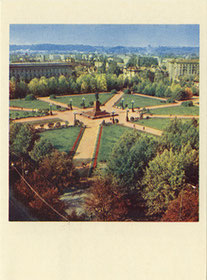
left=10, top=24, right=199, bottom=47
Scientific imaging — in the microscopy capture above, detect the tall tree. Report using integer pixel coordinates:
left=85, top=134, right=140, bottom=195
left=161, top=185, right=199, bottom=222
left=28, top=78, right=40, bottom=96
left=9, top=77, right=16, bottom=99
left=10, top=123, right=36, bottom=157
left=96, top=74, right=107, bottom=92
left=15, top=80, right=28, bottom=99
left=142, top=144, right=199, bottom=218
left=48, top=76, right=58, bottom=95
left=106, top=131, right=157, bottom=190
left=36, top=150, right=78, bottom=192
left=29, top=138, right=54, bottom=162
left=85, top=179, right=129, bottom=221
left=58, top=75, right=69, bottom=94
left=159, top=118, right=199, bottom=152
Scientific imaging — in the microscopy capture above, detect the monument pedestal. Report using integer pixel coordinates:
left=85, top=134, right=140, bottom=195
left=82, top=100, right=118, bottom=119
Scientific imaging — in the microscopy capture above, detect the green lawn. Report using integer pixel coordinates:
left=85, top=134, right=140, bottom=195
left=98, top=125, right=138, bottom=163
left=134, top=118, right=174, bottom=130
left=135, top=118, right=198, bottom=131
left=10, top=110, right=44, bottom=119
left=116, top=94, right=164, bottom=109
left=24, top=118, right=62, bottom=125
left=10, top=99, right=63, bottom=111
left=39, top=127, right=81, bottom=152
left=53, top=93, right=114, bottom=108
left=149, top=105, right=199, bottom=116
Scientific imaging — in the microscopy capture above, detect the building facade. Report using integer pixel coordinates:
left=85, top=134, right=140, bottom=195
left=166, top=59, right=199, bottom=80
left=9, top=62, right=75, bottom=81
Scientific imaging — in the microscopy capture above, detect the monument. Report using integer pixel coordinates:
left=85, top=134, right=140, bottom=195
left=81, top=93, right=118, bottom=119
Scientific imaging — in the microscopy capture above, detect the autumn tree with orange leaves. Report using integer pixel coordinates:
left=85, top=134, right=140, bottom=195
left=161, top=185, right=199, bottom=222
left=85, top=179, right=130, bottom=221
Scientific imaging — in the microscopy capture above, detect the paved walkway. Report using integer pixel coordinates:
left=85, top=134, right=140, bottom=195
left=73, top=119, right=101, bottom=166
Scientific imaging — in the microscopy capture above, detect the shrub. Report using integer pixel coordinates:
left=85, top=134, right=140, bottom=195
left=25, top=94, right=36, bottom=101
left=167, top=97, right=175, bottom=104
left=124, top=88, right=131, bottom=94
left=130, top=117, right=134, bottom=122
left=89, top=101, right=94, bottom=106
left=48, top=122, right=54, bottom=128
left=111, top=89, right=117, bottom=94
left=181, top=101, right=193, bottom=107
left=56, top=105, right=61, bottom=109
left=43, top=109, right=49, bottom=114
left=50, top=94, right=56, bottom=99
left=54, top=121, right=61, bottom=128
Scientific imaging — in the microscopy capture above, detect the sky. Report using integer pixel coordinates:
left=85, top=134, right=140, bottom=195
left=10, top=24, right=199, bottom=47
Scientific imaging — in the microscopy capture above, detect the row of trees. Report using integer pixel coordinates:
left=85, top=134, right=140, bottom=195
left=133, top=80, right=196, bottom=100
left=86, top=119, right=199, bottom=221
left=9, top=73, right=125, bottom=99
left=10, top=70, right=198, bottom=102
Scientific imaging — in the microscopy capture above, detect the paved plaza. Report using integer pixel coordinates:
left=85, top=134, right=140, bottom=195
left=10, top=92, right=199, bottom=167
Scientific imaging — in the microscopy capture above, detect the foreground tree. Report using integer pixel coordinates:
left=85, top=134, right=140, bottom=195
left=142, top=144, right=199, bottom=218
left=14, top=168, right=68, bottom=221
left=106, top=131, right=157, bottom=190
left=159, top=118, right=199, bottom=152
left=85, top=179, right=129, bottom=221
left=36, top=150, right=79, bottom=192
left=9, top=78, right=16, bottom=99
left=10, top=123, right=37, bottom=157
left=161, top=185, right=199, bottom=222
left=13, top=150, right=80, bottom=221
left=29, top=138, right=54, bottom=162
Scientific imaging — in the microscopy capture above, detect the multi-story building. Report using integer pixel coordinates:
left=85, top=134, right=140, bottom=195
left=166, top=59, right=199, bottom=80
left=9, top=62, right=75, bottom=81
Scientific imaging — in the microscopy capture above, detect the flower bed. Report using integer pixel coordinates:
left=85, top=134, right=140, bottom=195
left=69, top=126, right=85, bottom=156
left=88, top=125, right=103, bottom=177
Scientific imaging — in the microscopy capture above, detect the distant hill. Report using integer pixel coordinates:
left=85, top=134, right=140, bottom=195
left=9, top=44, right=199, bottom=56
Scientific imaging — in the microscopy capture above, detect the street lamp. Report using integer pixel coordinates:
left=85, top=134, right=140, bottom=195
left=121, top=98, right=125, bottom=109
left=73, top=112, right=77, bottom=126
left=70, top=98, right=73, bottom=110
left=131, top=100, right=135, bottom=112
left=112, top=111, right=115, bottom=124
left=82, top=97, right=85, bottom=108
left=126, top=109, right=129, bottom=122
left=49, top=103, right=53, bottom=115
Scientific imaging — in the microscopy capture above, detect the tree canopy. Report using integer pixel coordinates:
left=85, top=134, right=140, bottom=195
left=106, top=131, right=158, bottom=190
